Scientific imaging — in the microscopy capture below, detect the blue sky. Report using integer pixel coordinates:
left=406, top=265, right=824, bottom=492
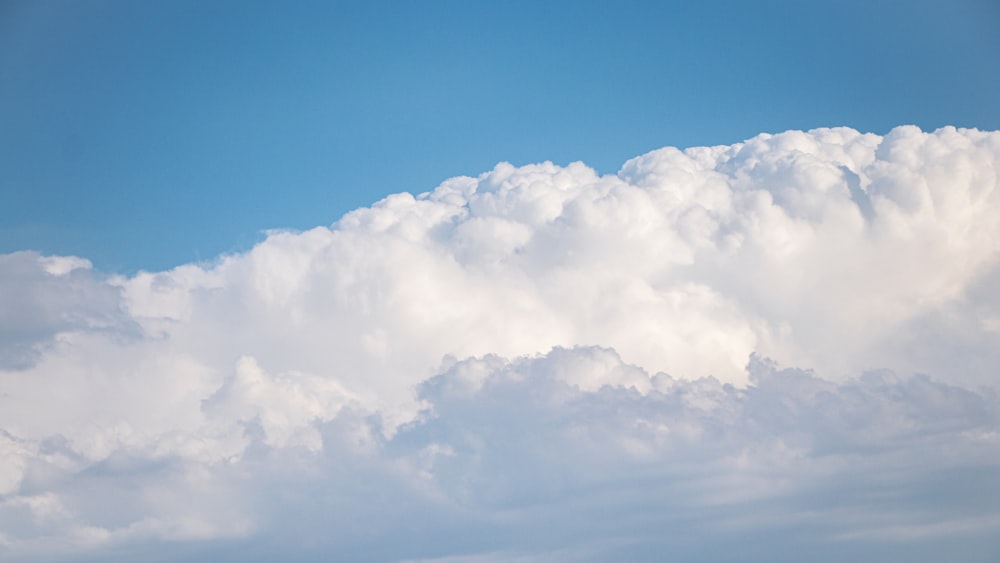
left=2, top=0, right=998, bottom=272
left=2, top=4, right=1000, bottom=559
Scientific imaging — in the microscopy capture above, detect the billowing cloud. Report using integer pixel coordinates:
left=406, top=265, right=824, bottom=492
left=1, top=125, right=998, bottom=561
left=0, top=252, right=134, bottom=371
left=2, top=349, right=998, bottom=562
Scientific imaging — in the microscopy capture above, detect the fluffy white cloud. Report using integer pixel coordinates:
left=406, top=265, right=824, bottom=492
left=0, top=252, right=134, bottom=371
left=1, top=348, right=997, bottom=562
left=0, top=125, right=998, bottom=561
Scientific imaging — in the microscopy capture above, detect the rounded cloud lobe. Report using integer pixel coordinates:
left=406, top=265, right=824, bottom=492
left=1, top=126, right=999, bottom=561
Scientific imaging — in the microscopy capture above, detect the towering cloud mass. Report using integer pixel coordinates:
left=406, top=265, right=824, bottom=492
left=1, top=126, right=999, bottom=561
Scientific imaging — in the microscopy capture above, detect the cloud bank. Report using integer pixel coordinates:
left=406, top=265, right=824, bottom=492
left=1, top=125, right=998, bottom=561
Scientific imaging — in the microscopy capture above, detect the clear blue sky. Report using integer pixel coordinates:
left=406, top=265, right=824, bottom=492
left=2, top=0, right=998, bottom=272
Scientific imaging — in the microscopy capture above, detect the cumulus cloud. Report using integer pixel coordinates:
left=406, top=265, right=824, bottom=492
left=0, top=125, right=999, bottom=561
left=0, top=252, right=133, bottom=370
left=2, top=349, right=998, bottom=562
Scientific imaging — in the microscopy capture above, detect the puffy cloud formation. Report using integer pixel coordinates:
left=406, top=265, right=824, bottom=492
left=1, top=125, right=999, bottom=561
left=2, top=349, right=998, bottom=562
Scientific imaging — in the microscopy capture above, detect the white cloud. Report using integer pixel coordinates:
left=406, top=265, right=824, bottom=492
left=0, top=251, right=134, bottom=370
left=2, top=348, right=998, bottom=561
left=0, top=125, right=998, bottom=561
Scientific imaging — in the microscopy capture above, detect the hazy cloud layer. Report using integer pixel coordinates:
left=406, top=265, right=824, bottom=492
left=2, top=349, right=998, bottom=562
left=1, top=125, right=999, bottom=560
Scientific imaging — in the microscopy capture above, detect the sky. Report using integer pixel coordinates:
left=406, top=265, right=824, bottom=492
left=2, top=0, right=999, bottom=272
left=2, top=1, right=1000, bottom=562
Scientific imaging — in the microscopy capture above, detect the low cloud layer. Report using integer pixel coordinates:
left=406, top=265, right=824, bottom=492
left=1, top=125, right=998, bottom=560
